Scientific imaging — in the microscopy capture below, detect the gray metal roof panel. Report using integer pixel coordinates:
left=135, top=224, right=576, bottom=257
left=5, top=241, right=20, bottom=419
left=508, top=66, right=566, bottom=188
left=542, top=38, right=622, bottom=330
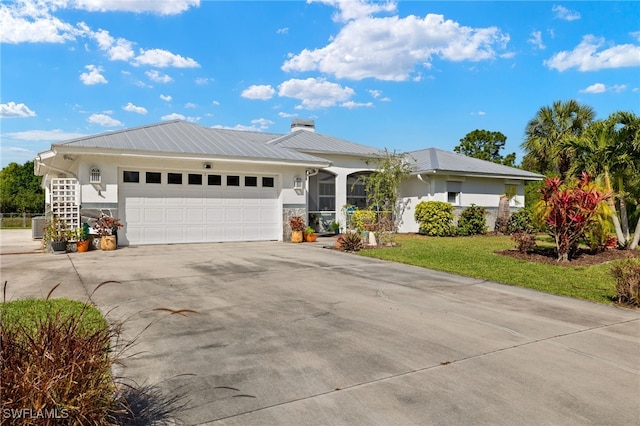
left=54, top=121, right=329, bottom=164
left=268, top=130, right=385, bottom=156
left=407, top=148, right=543, bottom=179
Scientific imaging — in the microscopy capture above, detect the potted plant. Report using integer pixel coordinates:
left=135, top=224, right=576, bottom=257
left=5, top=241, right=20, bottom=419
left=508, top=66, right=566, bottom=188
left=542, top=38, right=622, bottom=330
left=68, top=228, right=89, bottom=252
left=43, top=215, right=68, bottom=254
left=304, top=226, right=318, bottom=242
left=329, top=221, right=340, bottom=235
left=289, top=215, right=305, bottom=243
left=93, top=214, right=123, bottom=251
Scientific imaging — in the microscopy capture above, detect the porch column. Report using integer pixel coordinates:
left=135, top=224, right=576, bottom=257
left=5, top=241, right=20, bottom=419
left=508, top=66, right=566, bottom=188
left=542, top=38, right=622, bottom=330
left=335, top=173, right=348, bottom=225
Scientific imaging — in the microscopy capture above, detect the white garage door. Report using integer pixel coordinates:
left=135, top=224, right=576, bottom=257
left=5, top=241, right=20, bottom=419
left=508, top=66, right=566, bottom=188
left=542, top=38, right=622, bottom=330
left=120, top=171, right=279, bottom=245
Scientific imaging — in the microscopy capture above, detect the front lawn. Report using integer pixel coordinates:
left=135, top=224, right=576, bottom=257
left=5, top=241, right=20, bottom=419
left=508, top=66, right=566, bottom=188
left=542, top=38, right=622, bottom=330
left=359, top=234, right=619, bottom=304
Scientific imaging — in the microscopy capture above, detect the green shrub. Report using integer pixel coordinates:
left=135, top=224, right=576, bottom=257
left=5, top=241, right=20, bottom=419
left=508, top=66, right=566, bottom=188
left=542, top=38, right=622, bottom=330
left=414, top=201, right=455, bottom=236
left=456, top=204, right=487, bottom=236
left=507, top=209, right=537, bottom=234
left=351, top=209, right=377, bottom=231
left=340, top=231, right=363, bottom=251
left=610, top=257, right=640, bottom=307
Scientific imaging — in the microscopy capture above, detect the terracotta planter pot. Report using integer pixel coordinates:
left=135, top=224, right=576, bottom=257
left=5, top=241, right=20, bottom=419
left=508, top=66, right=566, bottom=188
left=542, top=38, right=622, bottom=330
left=77, top=240, right=90, bottom=252
left=100, top=235, right=117, bottom=251
left=305, top=233, right=318, bottom=242
left=291, top=231, right=303, bottom=243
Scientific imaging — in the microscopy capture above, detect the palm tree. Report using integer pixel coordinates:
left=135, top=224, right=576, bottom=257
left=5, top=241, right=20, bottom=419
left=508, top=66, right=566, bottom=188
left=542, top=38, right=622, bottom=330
left=568, top=111, right=640, bottom=249
left=521, top=100, right=595, bottom=178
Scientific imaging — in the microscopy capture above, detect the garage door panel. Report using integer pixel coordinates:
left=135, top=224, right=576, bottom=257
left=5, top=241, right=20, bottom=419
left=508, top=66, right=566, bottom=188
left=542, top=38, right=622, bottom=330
left=122, top=174, right=279, bottom=245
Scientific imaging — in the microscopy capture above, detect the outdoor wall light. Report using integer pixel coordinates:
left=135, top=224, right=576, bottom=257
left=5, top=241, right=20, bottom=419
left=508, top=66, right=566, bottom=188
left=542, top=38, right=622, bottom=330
left=203, top=163, right=212, bottom=169
left=293, top=175, right=304, bottom=190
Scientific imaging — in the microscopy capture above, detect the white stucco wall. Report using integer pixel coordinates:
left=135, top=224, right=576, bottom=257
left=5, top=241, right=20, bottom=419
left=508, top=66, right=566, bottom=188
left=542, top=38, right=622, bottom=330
left=398, top=174, right=526, bottom=233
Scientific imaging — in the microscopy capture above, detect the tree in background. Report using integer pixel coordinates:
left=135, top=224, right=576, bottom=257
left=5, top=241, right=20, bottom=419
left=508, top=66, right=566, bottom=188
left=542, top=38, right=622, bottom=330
left=454, top=129, right=516, bottom=167
left=521, top=99, right=595, bottom=178
left=0, top=161, right=45, bottom=213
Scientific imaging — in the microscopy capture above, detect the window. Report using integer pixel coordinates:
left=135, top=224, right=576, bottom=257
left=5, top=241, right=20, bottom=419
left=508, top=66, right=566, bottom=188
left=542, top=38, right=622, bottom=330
left=146, top=172, right=161, bottom=184
left=245, top=176, right=257, bottom=187
left=262, top=177, right=274, bottom=188
left=446, top=181, right=462, bottom=205
left=123, top=171, right=139, bottom=183
left=188, top=174, right=203, bottom=185
left=168, top=173, right=182, bottom=185
left=227, top=175, right=240, bottom=186
left=90, top=167, right=101, bottom=184
left=208, top=174, right=222, bottom=186
left=447, top=192, right=460, bottom=204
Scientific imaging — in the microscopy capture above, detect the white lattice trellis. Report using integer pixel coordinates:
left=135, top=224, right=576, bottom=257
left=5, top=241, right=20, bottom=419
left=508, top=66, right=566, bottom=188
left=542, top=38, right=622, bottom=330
left=50, top=178, right=80, bottom=230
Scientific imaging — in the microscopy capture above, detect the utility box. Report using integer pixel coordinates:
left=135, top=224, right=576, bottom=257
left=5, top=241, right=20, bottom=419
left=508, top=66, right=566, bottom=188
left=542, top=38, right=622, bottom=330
left=32, top=216, right=45, bottom=239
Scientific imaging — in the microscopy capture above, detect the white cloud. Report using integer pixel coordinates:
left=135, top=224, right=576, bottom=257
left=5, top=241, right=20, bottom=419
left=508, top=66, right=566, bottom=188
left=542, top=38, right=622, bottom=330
left=312, top=0, right=397, bottom=23
left=0, top=1, right=80, bottom=43
left=212, top=100, right=220, bottom=106
left=0, top=102, right=37, bottom=118
left=146, top=70, right=173, bottom=83
left=251, top=118, right=274, bottom=129
left=528, top=31, right=545, bottom=50
left=241, top=85, right=276, bottom=100
left=545, top=35, right=640, bottom=71
left=368, top=89, right=382, bottom=98
left=631, top=31, right=640, bottom=43
left=161, top=113, right=185, bottom=121
left=552, top=5, right=581, bottom=21
left=470, top=111, right=487, bottom=116
left=278, top=112, right=297, bottom=118
left=5, top=129, right=87, bottom=141
left=160, top=94, right=172, bottom=102
left=92, top=28, right=135, bottom=61
left=341, top=101, right=373, bottom=109
left=579, top=83, right=627, bottom=94
left=134, top=48, right=199, bottom=68
left=278, top=78, right=355, bottom=109
left=276, top=27, right=288, bottom=35
left=184, top=102, right=197, bottom=108
left=72, top=0, right=200, bottom=15
left=80, top=64, right=107, bottom=85
left=88, top=113, right=122, bottom=127
left=122, top=102, right=147, bottom=114
left=195, top=77, right=210, bottom=85
left=282, top=12, right=509, bottom=81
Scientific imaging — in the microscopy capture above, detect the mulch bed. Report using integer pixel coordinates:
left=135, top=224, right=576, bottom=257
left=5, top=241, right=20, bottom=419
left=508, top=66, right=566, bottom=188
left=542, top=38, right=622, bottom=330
left=497, top=246, right=639, bottom=267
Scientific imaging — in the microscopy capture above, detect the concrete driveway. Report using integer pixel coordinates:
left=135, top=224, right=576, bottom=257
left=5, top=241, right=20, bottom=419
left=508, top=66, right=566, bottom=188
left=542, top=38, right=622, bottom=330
left=1, top=230, right=639, bottom=425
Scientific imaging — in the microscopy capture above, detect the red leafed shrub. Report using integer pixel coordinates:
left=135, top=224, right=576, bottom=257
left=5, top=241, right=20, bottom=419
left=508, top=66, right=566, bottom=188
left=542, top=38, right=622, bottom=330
left=539, top=172, right=611, bottom=262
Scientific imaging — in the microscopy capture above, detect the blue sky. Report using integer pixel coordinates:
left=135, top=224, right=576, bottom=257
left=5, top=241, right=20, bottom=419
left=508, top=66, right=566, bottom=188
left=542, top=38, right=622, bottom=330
left=1, top=0, right=639, bottom=168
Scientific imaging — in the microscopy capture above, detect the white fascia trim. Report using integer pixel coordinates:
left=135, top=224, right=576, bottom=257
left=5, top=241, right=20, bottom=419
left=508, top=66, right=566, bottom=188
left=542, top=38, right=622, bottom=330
left=414, top=170, right=542, bottom=181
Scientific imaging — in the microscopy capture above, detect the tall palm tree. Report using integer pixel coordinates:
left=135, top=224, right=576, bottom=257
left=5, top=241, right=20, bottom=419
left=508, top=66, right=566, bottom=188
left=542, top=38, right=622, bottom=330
left=613, top=111, right=640, bottom=250
left=567, top=119, right=625, bottom=244
left=521, top=100, right=595, bottom=178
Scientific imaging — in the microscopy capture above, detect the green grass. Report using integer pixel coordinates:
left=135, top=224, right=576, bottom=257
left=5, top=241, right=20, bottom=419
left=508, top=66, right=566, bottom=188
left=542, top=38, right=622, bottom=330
left=0, top=298, right=107, bottom=335
left=359, top=234, right=618, bottom=304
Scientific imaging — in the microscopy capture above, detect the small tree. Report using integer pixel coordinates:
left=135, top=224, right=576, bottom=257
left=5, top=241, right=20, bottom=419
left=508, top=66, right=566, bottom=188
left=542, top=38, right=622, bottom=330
left=456, top=204, right=487, bottom=236
left=359, top=150, right=414, bottom=244
left=414, top=201, right=455, bottom=236
left=538, top=172, right=611, bottom=262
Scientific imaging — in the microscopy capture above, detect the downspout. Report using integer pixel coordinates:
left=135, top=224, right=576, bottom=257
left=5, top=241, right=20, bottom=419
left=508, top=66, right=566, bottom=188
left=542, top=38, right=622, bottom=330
left=417, top=173, right=431, bottom=201
left=305, top=168, right=319, bottom=177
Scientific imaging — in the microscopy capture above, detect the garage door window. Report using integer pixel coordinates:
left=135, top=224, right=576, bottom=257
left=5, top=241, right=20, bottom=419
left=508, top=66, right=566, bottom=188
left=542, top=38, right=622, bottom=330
left=123, top=171, right=140, bottom=183
left=227, top=175, right=240, bottom=186
left=168, top=173, right=182, bottom=185
left=245, top=176, right=258, bottom=187
left=146, top=172, right=161, bottom=184
left=208, top=175, right=222, bottom=186
left=188, top=174, right=203, bottom=185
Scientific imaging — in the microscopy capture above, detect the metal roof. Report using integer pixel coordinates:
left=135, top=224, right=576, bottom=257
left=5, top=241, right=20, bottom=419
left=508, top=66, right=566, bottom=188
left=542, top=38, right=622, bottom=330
left=267, top=130, right=386, bottom=157
left=53, top=121, right=330, bottom=164
left=407, top=148, right=543, bottom=180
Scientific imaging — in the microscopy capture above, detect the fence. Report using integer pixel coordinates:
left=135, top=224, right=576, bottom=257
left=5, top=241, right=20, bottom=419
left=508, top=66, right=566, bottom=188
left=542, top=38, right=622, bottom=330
left=0, top=213, right=44, bottom=229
